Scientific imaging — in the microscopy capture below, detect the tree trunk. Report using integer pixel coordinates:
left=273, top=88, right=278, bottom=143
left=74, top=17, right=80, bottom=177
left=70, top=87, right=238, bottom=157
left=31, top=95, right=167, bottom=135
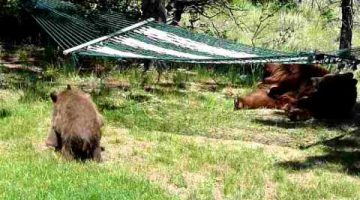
left=167, top=0, right=186, bottom=26
left=141, top=0, right=167, bottom=75
left=141, top=0, right=167, bottom=22
left=339, top=0, right=353, bottom=50
left=338, top=0, right=353, bottom=69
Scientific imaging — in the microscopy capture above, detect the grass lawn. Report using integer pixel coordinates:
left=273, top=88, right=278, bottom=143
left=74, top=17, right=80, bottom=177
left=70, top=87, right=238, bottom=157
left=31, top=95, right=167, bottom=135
left=0, top=66, right=359, bottom=199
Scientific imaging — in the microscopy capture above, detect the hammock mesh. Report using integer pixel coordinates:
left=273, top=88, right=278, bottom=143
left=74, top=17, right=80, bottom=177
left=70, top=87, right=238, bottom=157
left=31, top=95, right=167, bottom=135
left=27, top=0, right=360, bottom=65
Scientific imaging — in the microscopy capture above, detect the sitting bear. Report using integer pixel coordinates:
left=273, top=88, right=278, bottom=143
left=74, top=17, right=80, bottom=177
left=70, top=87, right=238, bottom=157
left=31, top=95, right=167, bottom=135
left=45, top=85, right=104, bottom=162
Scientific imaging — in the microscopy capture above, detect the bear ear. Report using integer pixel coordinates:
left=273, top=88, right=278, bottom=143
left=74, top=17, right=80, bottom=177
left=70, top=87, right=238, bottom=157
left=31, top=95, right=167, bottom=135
left=67, top=84, right=71, bottom=90
left=50, top=92, right=57, bottom=103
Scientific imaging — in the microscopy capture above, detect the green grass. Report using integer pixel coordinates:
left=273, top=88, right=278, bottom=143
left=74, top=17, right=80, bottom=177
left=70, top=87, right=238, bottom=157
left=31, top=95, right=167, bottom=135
left=2, top=0, right=360, bottom=198
left=187, top=0, right=360, bottom=52
left=0, top=156, right=171, bottom=200
left=0, top=89, right=172, bottom=200
left=0, top=66, right=359, bottom=199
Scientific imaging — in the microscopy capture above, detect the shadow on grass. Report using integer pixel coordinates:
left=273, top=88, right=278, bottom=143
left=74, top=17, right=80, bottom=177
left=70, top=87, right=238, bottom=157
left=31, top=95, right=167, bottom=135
left=247, top=103, right=360, bottom=175
left=97, top=103, right=123, bottom=111
left=252, top=118, right=312, bottom=129
left=0, top=108, right=11, bottom=118
left=277, top=129, right=360, bottom=175
left=0, top=64, right=51, bottom=102
left=273, top=103, right=360, bottom=175
left=145, top=86, right=188, bottom=98
left=253, top=103, right=360, bottom=130
left=278, top=151, right=360, bottom=175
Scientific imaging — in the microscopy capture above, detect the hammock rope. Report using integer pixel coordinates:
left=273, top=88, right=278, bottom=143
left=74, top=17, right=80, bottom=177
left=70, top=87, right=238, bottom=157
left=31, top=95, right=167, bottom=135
left=27, top=0, right=360, bottom=65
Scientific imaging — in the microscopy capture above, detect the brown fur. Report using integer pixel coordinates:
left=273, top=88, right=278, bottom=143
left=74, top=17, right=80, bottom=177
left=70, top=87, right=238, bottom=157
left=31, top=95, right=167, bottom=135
left=235, top=63, right=326, bottom=110
left=45, top=85, right=104, bottom=162
left=288, top=72, right=357, bottom=119
left=234, top=89, right=279, bottom=109
left=234, top=89, right=296, bottom=110
left=263, top=63, right=329, bottom=85
left=234, top=63, right=357, bottom=121
left=264, top=63, right=329, bottom=97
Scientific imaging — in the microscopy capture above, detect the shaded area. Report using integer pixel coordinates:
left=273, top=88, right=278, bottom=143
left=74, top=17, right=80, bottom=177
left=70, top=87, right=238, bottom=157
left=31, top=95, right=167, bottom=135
left=279, top=150, right=360, bottom=175
left=276, top=124, right=360, bottom=175
left=249, top=102, right=360, bottom=175
left=0, top=60, right=56, bottom=102
left=253, top=102, right=360, bottom=129
left=0, top=11, right=45, bottom=46
left=252, top=118, right=312, bottom=129
left=278, top=130, right=360, bottom=175
left=0, top=108, right=11, bottom=118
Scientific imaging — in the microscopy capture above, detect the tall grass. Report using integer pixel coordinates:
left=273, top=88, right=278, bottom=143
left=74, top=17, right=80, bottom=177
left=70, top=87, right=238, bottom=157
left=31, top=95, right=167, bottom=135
left=189, top=0, right=360, bottom=52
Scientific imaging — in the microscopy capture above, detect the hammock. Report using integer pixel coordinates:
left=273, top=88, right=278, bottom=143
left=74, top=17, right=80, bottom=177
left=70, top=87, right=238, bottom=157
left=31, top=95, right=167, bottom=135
left=27, top=0, right=360, bottom=65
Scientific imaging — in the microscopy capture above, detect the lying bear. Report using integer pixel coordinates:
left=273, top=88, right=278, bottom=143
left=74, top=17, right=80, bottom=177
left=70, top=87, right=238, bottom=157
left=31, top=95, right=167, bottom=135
left=235, top=63, right=358, bottom=121
left=286, top=72, right=358, bottom=120
left=233, top=88, right=295, bottom=110
left=235, top=63, right=329, bottom=110
left=262, top=63, right=329, bottom=88
left=45, top=85, right=104, bottom=162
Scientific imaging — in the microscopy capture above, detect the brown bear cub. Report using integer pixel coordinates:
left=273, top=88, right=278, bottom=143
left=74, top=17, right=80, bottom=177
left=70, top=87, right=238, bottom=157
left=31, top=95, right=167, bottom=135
left=45, top=85, right=104, bottom=162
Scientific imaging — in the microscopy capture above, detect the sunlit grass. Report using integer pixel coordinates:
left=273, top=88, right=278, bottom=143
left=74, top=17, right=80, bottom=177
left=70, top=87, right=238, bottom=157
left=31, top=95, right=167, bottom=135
left=191, top=0, right=360, bottom=52
left=0, top=66, right=359, bottom=199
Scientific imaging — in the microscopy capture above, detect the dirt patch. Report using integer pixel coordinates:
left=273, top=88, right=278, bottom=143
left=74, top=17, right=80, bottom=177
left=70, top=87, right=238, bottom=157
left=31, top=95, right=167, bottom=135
left=0, top=89, right=21, bottom=101
left=183, top=171, right=207, bottom=189
left=1, top=62, right=43, bottom=73
left=179, top=134, right=306, bottom=161
left=101, top=126, right=154, bottom=163
left=101, top=127, right=218, bottom=199
left=103, top=78, right=130, bottom=91
left=264, top=177, right=277, bottom=200
left=241, top=131, right=298, bottom=148
left=287, top=172, right=317, bottom=189
left=221, top=87, right=239, bottom=99
left=101, top=127, right=189, bottom=198
left=100, top=126, right=307, bottom=199
left=0, top=141, right=9, bottom=154
left=213, top=182, right=224, bottom=200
